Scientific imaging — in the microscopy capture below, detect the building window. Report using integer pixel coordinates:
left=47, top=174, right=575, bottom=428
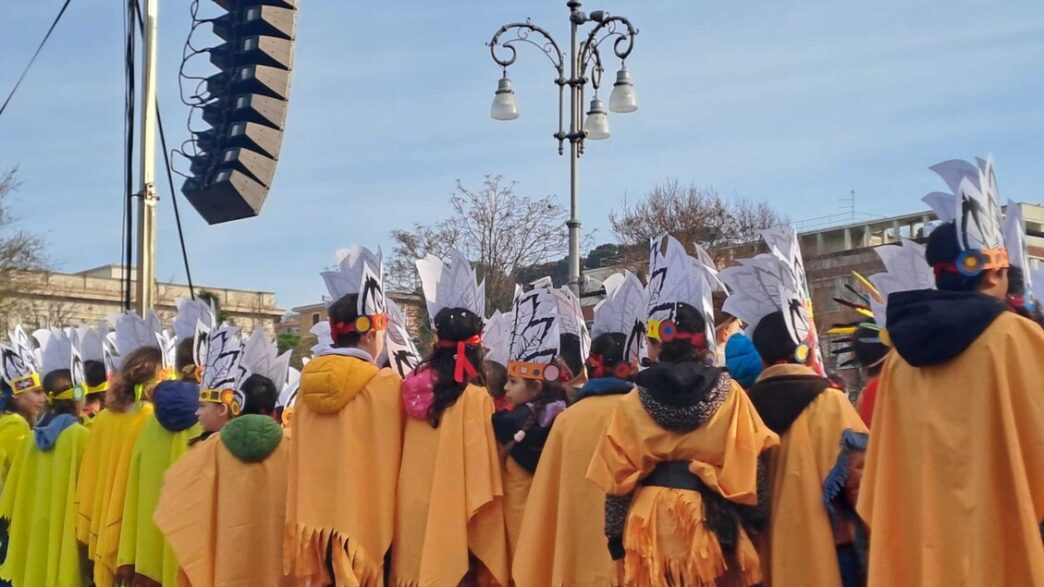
left=312, top=312, right=320, bottom=325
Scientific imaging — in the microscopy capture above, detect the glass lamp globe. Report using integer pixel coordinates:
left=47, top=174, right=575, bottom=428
left=584, top=98, right=611, bottom=140
left=491, top=75, right=519, bottom=121
left=609, top=65, right=638, bottom=113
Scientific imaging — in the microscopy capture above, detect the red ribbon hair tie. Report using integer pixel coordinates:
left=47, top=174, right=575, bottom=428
left=437, top=335, right=483, bottom=383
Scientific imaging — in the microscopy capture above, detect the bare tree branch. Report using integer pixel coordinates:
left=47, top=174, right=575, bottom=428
left=0, top=168, right=49, bottom=319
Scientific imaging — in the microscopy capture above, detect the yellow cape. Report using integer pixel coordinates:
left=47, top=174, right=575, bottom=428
left=116, top=415, right=202, bottom=585
left=587, top=383, right=779, bottom=587
left=753, top=364, right=869, bottom=587
left=0, top=412, right=29, bottom=494
left=154, top=425, right=291, bottom=587
left=73, top=402, right=154, bottom=587
left=284, top=355, right=403, bottom=586
left=0, top=420, right=90, bottom=586
left=857, top=312, right=1044, bottom=585
left=513, top=393, right=628, bottom=587
left=502, top=456, right=531, bottom=562
left=391, top=384, right=510, bottom=587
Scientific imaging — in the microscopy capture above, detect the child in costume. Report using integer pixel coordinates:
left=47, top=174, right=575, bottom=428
left=482, top=310, right=512, bottom=411
left=512, top=271, right=646, bottom=587
left=588, top=235, right=778, bottom=587
left=392, top=249, right=509, bottom=586
left=285, top=246, right=406, bottom=586
left=825, top=277, right=890, bottom=427
left=0, top=326, right=46, bottom=490
left=493, top=284, right=570, bottom=560
left=722, top=228, right=869, bottom=587
left=75, top=311, right=166, bottom=587
left=77, top=323, right=112, bottom=425
left=155, top=324, right=291, bottom=587
left=0, top=334, right=89, bottom=587
left=857, top=157, right=1044, bottom=585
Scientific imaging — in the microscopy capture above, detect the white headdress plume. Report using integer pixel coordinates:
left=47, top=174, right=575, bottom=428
left=1004, top=200, right=1033, bottom=302
left=867, top=239, right=935, bottom=331
left=310, top=321, right=334, bottom=356
left=383, top=297, right=422, bottom=379
left=924, top=157, right=1006, bottom=256
left=592, top=271, right=647, bottom=365
left=40, top=328, right=73, bottom=376
left=720, top=253, right=806, bottom=342
left=550, top=285, right=591, bottom=365
left=320, top=246, right=387, bottom=317
left=102, top=336, right=118, bottom=379
left=416, top=248, right=486, bottom=323
left=277, top=366, right=301, bottom=410
left=692, top=243, right=728, bottom=293
left=645, top=235, right=715, bottom=349
left=241, top=328, right=292, bottom=389
left=173, top=297, right=216, bottom=342
left=508, top=285, right=562, bottom=381
left=1, top=326, right=41, bottom=390
left=78, top=323, right=107, bottom=363
left=1032, top=267, right=1044, bottom=305
left=114, top=311, right=161, bottom=358
left=483, top=310, right=513, bottom=367
left=70, top=343, right=85, bottom=391
left=199, top=326, right=252, bottom=416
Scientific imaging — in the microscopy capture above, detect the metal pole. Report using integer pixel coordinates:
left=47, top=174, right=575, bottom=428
left=567, top=1, right=583, bottom=295
left=135, top=0, right=159, bottom=315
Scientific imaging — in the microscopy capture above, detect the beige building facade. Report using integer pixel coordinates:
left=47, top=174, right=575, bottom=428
left=1, top=265, right=283, bottom=336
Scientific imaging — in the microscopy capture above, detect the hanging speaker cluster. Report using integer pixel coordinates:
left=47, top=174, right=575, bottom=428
left=182, top=0, right=298, bottom=224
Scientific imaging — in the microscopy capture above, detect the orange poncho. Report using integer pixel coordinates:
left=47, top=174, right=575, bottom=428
left=513, top=391, right=629, bottom=587
left=750, top=364, right=869, bottom=587
left=391, top=383, right=509, bottom=587
left=587, top=381, right=778, bottom=587
left=155, top=415, right=291, bottom=587
left=73, top=402, right=154, bottom=587
left=284, top=354, right=403, bottom=586
left=857, top=312, right=1044, bottom=585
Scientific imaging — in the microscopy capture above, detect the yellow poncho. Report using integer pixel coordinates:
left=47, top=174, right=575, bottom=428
left=116, top=415, right=202, bottom=585
left=587, top=382, right=779, bottom=587
left=750, top=364, right=869, bottom=587
left=857, top=312, right=1044, bottom=585
left=0, top=412, right=29, bottom=494
left=391, top=383, right=510, bottom=587
left=74, top=402, right=154, bottom=587
left=0, top=416, right=89, bottom=587
left=284, top=355, right=403, bottom=586
left=513, top=391, right=628, bottom=587
left=155, top=415, right=291, bottom=587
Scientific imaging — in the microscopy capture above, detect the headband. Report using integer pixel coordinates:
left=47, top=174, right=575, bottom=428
left=330, top=313, right=389, bottom=339
left=647, top=319, right=708, bottom=351
left=586, top=353, right=636, bottom=380
left=508, top=359, right=571, bottom=384
left=11, top=372, right=41, bottom=395
left=199, top=387, right=242, bottom=416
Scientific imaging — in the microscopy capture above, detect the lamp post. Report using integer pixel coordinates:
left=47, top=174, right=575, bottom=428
left=487, top=1, right=638, bottom=294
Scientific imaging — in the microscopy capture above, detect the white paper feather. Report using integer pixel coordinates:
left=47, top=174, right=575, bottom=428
left=550, top=286, right=591, bottom=364
left=721, top=254, right=800, bottom=338
left=200, top=326, right=251, bottom=410
left=2, top=326, right=41, bottom=385
left=78, top=325, right=107, bottom=363
left=114, top=311, right=161, bottom=357
left=1004, top=200, right=1030, bottom=273
left=592, top=271, right=647, bottom=365
left=70, top=344, right=85, bottom=389
left=927, top=157, right=1005, bottom=252
left=482, top=310, right=513, bottom=367
left=173, top=297, right=216, bottom=342
left=867, top=240, right=935, bottom=329
left=310, top=321, right=334, bottom=356
left=40, top=328, right=73, bottom=376
left=646, top=235, right=711, bottom=324
left=384, top=297, right=422, bottom=379
left=509, top=286, right=560, bottom=365
left=277, top=366, right=301, bottom=410
left=416, top=248, right=486, bottom=323
left=320, top=246, right=387, bottom=316
left=241, top=328, right=291, bottom=388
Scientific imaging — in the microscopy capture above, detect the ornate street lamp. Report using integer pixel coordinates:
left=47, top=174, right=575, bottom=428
left=487, top=1, right=638, bottom=294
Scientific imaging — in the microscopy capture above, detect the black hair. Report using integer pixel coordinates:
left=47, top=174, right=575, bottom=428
left=175, top=337, right=196, bottom=380
left=421, top=307, right=485, bottom=428
left=558, top=333, right=584, bottom=380
left=925, top=222, right=986, bottom=292
left=498, top=369, right=568, bottom=460
left=41, top=368, right=79, bottom=420
left=483, top=360, right=508, bottom=400
left=84, top=360, right=107, bottom=387
left=240, top=373, right=278, bottom=416
left=585, top=332, right=631, bottom=379
left=752, top=311, right=798, bottom=365
left=328, top=294, right=364, bottom=348
left=658, top=303, right=708, bottom=364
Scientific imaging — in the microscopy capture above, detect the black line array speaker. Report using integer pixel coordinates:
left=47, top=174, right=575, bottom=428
left=183, top=0, right=297, bottom=224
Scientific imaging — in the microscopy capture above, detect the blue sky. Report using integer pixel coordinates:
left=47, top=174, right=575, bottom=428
left=2, top=1, right=1042, bottom=310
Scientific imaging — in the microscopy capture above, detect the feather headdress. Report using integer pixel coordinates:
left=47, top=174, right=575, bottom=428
left=198, top=326, right=252, bottom=416
left=508, top=285, right=563, bottom=382
left=113, top=311, right=162, bottom=365
left=241, top=328, right=292, bottom=389
left=173, top=297, right=216, bottom=342
left=868, top=239, right=935, bottom=333
left=483, top=309, right=513, bottom=367
left=592, top=271, right=647, bottom=366
left=40, top=328, right=72, bottom=377
left=923, top=156, right=1009, bottom=275
left=277, top=366, right=301, bottom=426
left=646, top=235, right=717, bottom=351
left=1003, top=200, right=1034, bottom=305
left=77, top=323, right=107, bottom=363
left=320, top=245, right=387, bottom=320
left=416, top=248, right=486, bottom=324
left=1, top=326, right=42, bottom=394
left=383, top=297, right=422, bottom=379
left=531, top=278, right=591, bottom=367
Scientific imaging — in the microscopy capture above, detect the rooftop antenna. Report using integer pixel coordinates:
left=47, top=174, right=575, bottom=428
left=839, top=189, right=856, bottom=223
